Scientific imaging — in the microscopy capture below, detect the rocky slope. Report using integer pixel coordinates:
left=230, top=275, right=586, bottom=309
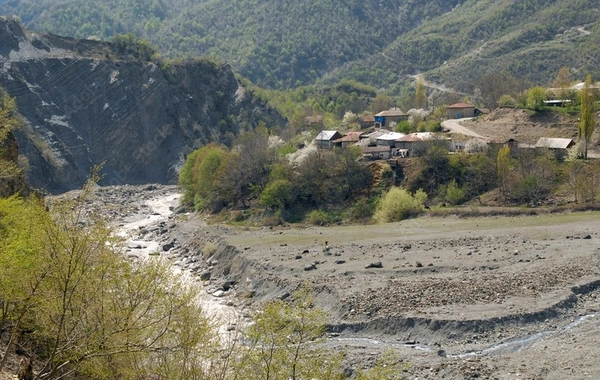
left=0, top=18, right=285, bottom=193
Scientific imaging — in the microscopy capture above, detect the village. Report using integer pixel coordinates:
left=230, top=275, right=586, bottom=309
left=314, top=101, right=580, bottom=162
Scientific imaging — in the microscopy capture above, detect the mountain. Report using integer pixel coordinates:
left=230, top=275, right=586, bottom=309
left=0, top=17, right=284, bottom=193
left=1, top=0, right=598, bottom=95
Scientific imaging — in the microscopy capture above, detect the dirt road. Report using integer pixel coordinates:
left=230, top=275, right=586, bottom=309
left=442, top=118, right=487, bottom=139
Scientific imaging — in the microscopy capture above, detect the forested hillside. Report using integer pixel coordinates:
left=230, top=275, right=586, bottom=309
left=1, top=0, right=599, bottom=96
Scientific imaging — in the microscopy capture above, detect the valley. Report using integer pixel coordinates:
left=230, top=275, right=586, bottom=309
left=72, top=184, right=600, bottom=379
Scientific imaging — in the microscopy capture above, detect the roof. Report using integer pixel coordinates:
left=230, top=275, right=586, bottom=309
left=315, top=130, right=341, bottom=141
left=361, top=146, right=391, bottom=154
left=447, top=102, right=475, bottom=109
left=333, top=131, right=365, bottom=143
left=376, top=132, right=405, bottom=141
left=534, top=137, right=574, bottom=149
left=375, top=108, right=407, bottom=117
left=359, top=115, right=375, bottom=122
left=396, top=132, right=437, bottom=142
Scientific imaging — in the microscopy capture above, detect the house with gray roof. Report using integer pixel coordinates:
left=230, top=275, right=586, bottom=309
left=315, top=130, right=342, bottom=149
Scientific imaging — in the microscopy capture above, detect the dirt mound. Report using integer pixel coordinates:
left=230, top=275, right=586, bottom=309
left=463, top=108, right=580, bottom=144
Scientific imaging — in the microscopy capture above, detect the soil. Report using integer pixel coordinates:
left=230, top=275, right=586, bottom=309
left=5, top=186, right=600, bottom=378
left=41, top=185, right=600, bottom=379
left=458, top=108, right=584, bottom=145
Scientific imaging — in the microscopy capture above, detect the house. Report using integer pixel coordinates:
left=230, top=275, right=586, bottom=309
left=315, top=130, right=342, bottom=149
left=395, top=132, right=440, bottom=157
left=358, top=115, right=375, bottom=129
left=332, top=131, right=365, bottom=148
left=447, top=102, right=476, bottom=119
left=535, top=137, right=574, bottom=150
left=356, top=129, right=390, bottom=147
left=535, top=137, right=574, bottom=159
left=361, top=146, right=391, bottom=160
left=376, top=132, right=405, bottom=147
left=374, top=108, right=409, bottom=128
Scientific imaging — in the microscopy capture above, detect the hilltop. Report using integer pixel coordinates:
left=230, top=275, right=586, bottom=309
left=0, top=0, right=598, bottom=93
left=0, top=18, right=285, bottom=193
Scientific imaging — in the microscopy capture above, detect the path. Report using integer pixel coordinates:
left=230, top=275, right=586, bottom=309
left=441, top=118, right=487, bottom=139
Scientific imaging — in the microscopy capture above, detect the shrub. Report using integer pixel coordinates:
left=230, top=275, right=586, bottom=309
left=346, top=198, right=376, bottom=222
left=497, top=94, right=517, bottom=108
left=374, top=187, right=427, bottom=222
left=305, top=209, right=332, bottom=225
left=441, top=180, right=467, bottom=205
left=259, top=179, right=293, bottom=209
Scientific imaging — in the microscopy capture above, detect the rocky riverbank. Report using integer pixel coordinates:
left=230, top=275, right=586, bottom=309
left=54, top=184, right=600, bottom=379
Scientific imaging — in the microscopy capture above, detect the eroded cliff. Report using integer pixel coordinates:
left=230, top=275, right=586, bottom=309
left=0, top=18, right=285, bottom=193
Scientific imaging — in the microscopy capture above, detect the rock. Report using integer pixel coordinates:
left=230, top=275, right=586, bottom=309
left=583, top=234, right=592, bottom=239
left=199, top=271, right=211, bottom=281
left=295, top=254, right=303, bottom=260
left=365, top=261, right=383, bottom=269
left=304, top=263, right=317, bottom=271
left=415, top=261, right=423, bottom=268
left=437, top=349, right=447, bottom=358
left=221, top=279, right=237, bottom=291
left=335, top=260, right=346, bottom=264
left=213, top=290, right=225, bottom=298
left=162, top=242, right=174, bottom=251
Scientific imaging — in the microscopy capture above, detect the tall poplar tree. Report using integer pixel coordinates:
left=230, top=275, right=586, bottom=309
left=579, top=75, right=597, bottom=160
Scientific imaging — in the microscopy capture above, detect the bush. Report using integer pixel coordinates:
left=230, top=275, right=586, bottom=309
left=497, top=94, right=517, bottom=108
left=259, top=179, right=293, bottom=209
left=305, top=209, right=333, bottom=225
left=508, top=174, right=551, bottom=205
left=346, top=198, right=376, bottom=222
left=441, top=180, right=467, bottom=205
left=374, top=187, right=427, bottom=222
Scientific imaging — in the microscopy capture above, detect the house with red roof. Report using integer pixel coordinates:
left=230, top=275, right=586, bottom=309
left=447, top=102, right=476, bottom=119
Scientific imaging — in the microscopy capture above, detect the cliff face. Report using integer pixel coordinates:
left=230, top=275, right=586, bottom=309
left=0, top=18, right=285, bottom=193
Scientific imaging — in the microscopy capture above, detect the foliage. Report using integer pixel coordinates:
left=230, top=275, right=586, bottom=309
left=259, top=179, right=293, bottom=209
left=178, top=143, right=230, bottom=211
left=439, top=180, right=467, bottom=205
left=355, top=349, right=408, bottom=380
left=567, top=160, right=600, bottom=203
left=578, top=74, right=597, bottom=159
left=374, top=187, right=427, bottom=223
left=497, top=94, right=517, bottom=108
left=0, top=186, right=218, bottom=379
left=235, top=286, right=344, bottom=380
left=497, top=146, right=511, bottom=198
left=408, top=144, right=450, bottom=195
left=526, top=87, right=547, bottom=111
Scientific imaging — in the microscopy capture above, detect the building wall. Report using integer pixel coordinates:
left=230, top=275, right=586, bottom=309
left=448, top=107, right=475, bottom=119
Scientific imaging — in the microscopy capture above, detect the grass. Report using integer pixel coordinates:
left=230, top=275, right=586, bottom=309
left=225, top=207, right=600, bottom=250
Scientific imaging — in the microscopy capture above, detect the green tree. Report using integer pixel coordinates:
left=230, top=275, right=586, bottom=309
left=579, top=75, right=596, bottom=160
left=178, top=143, right=229, bottom=211
left=497, top=146, right=511, bottom=198
left=414, top=76, right=428, bottom=109
left=497, top=94, right=517, bottom=108
left=527, top=87, right=547, bottom=111
left=235, top=286, right=343, bottom=380
left=260, top=179, right=293, bottom=209
left=0, top=182, right=217, bottom=379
